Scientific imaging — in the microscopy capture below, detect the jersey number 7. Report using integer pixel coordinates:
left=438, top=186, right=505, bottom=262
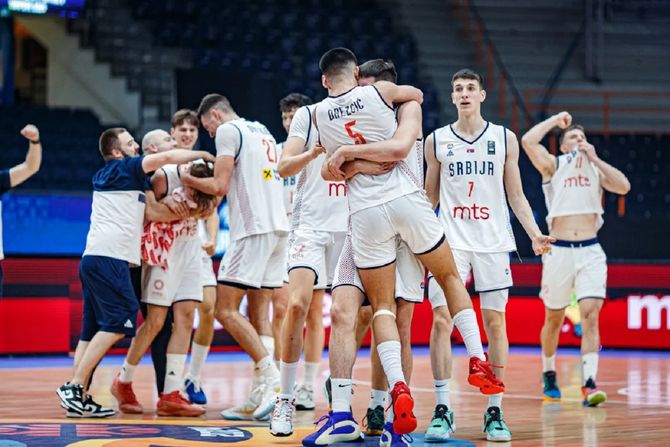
left=345, top=120, right=367, bottom=145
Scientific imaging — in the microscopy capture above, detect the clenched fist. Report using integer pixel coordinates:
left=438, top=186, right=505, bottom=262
left=554, top=111, right=572, bottom=130
left=20, top=124, right=40, bottom=142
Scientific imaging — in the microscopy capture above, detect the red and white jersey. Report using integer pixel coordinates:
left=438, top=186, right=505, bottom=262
left=542, top=149, right=603, bottom=231
left=288, top=104, right=348, bottom=232
left=315, top=85, right=419, bottom=214
left=276, top=142, right=297, bottom=222
left=215, top=118, right=289, bottom=241
left=433, top=122, right=516, bottom=252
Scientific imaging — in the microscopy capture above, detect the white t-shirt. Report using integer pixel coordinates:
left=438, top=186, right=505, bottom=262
left=542, top=149, right=604, bottom=231
left=434, top=122, right=516, bottom=252
left=216, top=118, right=289, bottom=241
left=288, top=105, right=348, bottom=232
left=315, top=85, right=419, bottom=214
left=83, top=156, right=149, bottom=266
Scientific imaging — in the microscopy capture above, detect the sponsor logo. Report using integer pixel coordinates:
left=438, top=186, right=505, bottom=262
left=447, top=143, right=454, bottom=149
left=452, top=204, right=490, bottom=220
left=563, top=175, right=591, bottom=188
left=124, top=319, right=133, bottom=329
left=628, top=294, right=670, bottom=330
left=154, top=279, right=164, bottom=290
left=447, top=149, right=454, bottom=157
left=487, top=140, right=495, bottom=155
left=262, top=168, right=273, bottom=180
left=466, top=147, right=475, bottom=153
left=328, top=182, right=347, bottom=197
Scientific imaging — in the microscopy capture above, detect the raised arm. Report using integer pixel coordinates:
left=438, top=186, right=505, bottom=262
left=374, top=80, right=424, bottom=106
left=182, top=155, right=233, bottom=197
left=520, top=112, right=570, bottom=180
left=423, top=132, right=440, bottom=209
left=9, top=125, right=42, bottom=187
left=141, top=149, right=214, bottom=174
left=503, top=130, right=554, bottom=255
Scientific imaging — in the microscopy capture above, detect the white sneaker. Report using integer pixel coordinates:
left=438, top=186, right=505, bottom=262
left=252, top=376, right=280, bottom=420
left=295, top=384, right=315, bottom=410
left=220, top=399, right=258, bottom=421
left=270, top=397, right=295, bottom=436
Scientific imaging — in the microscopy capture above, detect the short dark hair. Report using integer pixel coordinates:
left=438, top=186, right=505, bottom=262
left=171, top=109, right=199, bottom=128
left=558, top=124, right=585, bottom=145
left=99, top=127, right=126, bottom=160
left=197, top=94, right=233, bottom=119
left=451, top=68, right=484, bottom=89
left=319, top=47, right=358, bottom=77
left=359, top=59, right=398, bottom=83
left=279, top=93, right=313, bottom=113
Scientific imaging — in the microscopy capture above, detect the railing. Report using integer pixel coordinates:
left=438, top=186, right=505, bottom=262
left=525, top=89, right=670, bottom=136
left=454, top=0, right=532, bottom=135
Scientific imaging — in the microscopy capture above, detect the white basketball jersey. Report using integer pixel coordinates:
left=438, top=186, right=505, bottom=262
left=216, top=119, right=289, bottom=241
left=315, top=85, right=419, bottom=214
left=434, top=122, right=516, bottom=252
left=542, top=150, right=603, bottom=231
left=160, top=164, right=198, bottom=240
left=276, top=142, right=297, bottom=221
left=289, top=105, right=348, bottom=232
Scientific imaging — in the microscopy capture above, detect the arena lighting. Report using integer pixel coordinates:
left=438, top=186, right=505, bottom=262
left=1, top=0, right=85, bottom=17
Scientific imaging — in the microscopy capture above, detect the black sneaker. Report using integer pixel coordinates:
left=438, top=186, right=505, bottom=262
left=57, top=382, right=85, bottom=414
left=363, top=405, right=385, bottom=436
left=66, top=395, right=116, bottom=418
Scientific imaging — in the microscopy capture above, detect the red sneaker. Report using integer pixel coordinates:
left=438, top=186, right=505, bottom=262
left=389, top=381, right=417, bottom=435
left=110, top=374, right=143, bottom=414
left=157, top=390, right=206, bottom=417
left=468, top=355, right=505, bottom=395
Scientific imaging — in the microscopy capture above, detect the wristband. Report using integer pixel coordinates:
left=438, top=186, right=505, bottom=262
left=30, top=139, right=40, bottom=144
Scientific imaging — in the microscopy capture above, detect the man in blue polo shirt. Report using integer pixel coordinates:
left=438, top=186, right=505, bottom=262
left=0, top=124, right=42, bottom=297
left=56, top=127, right=214, bottom=418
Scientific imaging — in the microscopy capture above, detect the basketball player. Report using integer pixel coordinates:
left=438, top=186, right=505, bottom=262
left=57, top=128, right=212, bottom=417
left=424, top=69, right=554, bottom=442
left=314, top=47, right=502, bottom=439
left=0, top=124, right=41, bottom=297
left=269, top=90, right=348, bottom=436
left=182, top=94, right=289, bottom=419
left=521, top=111, right=630, bottom=406
left=165, top=109, right=221, bottom=406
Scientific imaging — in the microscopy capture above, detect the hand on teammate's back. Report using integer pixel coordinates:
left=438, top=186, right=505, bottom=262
left=20, top=124, right=40, bottom=141
left=309, top=144, right=327, bottom=160
left=532, top=234, right=556, bottom=256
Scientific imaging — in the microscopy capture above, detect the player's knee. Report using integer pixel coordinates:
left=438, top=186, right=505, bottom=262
left=357, top=307, right=372, bottom=328
left=432, top=307, right=454, bottom=335
left=306, top=307, right=323, bottom=330
left=287, top=298, right=309, bottom=321
left=331, top=302, right=356, bottom=331
left=144, top=314, right=167, bottom=335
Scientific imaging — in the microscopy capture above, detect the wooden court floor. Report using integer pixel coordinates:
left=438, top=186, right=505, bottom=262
left=0, top=348, right=669, bottom=446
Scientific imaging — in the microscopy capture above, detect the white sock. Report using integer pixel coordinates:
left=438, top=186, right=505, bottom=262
left=582, top=352, right=599, bottom=385
left=331, top=378, right=353, bottom=413
left=434, top=379, right=451, bottom=409
left=164, top=353, right=187, bottom=394
left=256, top=355, right=279, bottom=379
left=119, top=360, right=137, bottom=383
left=452, top=309, right=485, bottom=360
left=376, top=340, right=405, bottom=387
left=488, top=392, right=503, bottom=409
left=542, top=354, right=556, bottom=372
left=260, top=335, right=275, bottom=358
left=303, top=361, right=319, bottom=389
left=188, top=342, right=210, bottom=380
left=274, top=359, right=280, bottom=370
left=369, top=389, right=386, bottom=410
left=280, top=360, right=299, bottom=399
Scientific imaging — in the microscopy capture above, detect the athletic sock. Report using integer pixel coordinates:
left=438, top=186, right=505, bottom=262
left=488, top=392, right=503, bottom=409
left=377, top=340, right=405, bottom=388
left=452, top=309, right=485, bottom=360
left=542, top=354, right=556, bottom=373
left=256, top=355, right=279, bottom=380
left=164, top=353, right=187, bottom=394
left=188, top=342, right=210, bottom=380
left=279, top=360, right=299, bottom=399
left=331, top=378, right=353, bottom=413
left=370, top=389, right=386, bottom=410
left=302, top=361, right=319, bottom=389
left=434, top=379, right=451, bottom=409
left=582, top=352, right=599, bottom=385
left=119, top=360, right=137, bottom=383
left=260, top=335, right=275, bottom=358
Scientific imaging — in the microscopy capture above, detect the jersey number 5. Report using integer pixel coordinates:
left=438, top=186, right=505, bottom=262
left=345, top=120, right=367, bottom=145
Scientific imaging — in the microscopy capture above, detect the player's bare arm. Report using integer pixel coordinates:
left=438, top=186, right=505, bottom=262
left=203, top=210, right=219, bottom=256
left=520, top=112, right=572, bottom=180
left=144, top=190, right=185, bottom=222
left=423, top=132, right=440, bottom=209
left=141, top=149, right=214, bottom=174
left=277, top=136, right=325, bottom=178
left=504, top=131, right=555, bottom=255
left=182, top=155, right=234, bottom=197
left=9, top=124, right=42, bottom=187
left=374, top=80, right=424, bottom=106
left=577, top=142, right=631, bottom=195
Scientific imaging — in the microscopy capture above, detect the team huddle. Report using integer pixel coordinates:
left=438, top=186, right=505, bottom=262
left=54, top=47, right=630, bottom=446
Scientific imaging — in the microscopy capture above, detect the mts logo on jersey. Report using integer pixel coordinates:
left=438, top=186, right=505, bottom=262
left=452, top=203, right=490, bottom=220
left=328, top=182, right=347, bottom=197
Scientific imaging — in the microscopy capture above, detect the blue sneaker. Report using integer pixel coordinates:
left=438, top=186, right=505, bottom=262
left=302, top=411, right=361, bottom=446
left=380, top=422, right=413, bottom=447
left=542, top=371, right=561, bottom=402
left=184, top=376, right=207, bottom=405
